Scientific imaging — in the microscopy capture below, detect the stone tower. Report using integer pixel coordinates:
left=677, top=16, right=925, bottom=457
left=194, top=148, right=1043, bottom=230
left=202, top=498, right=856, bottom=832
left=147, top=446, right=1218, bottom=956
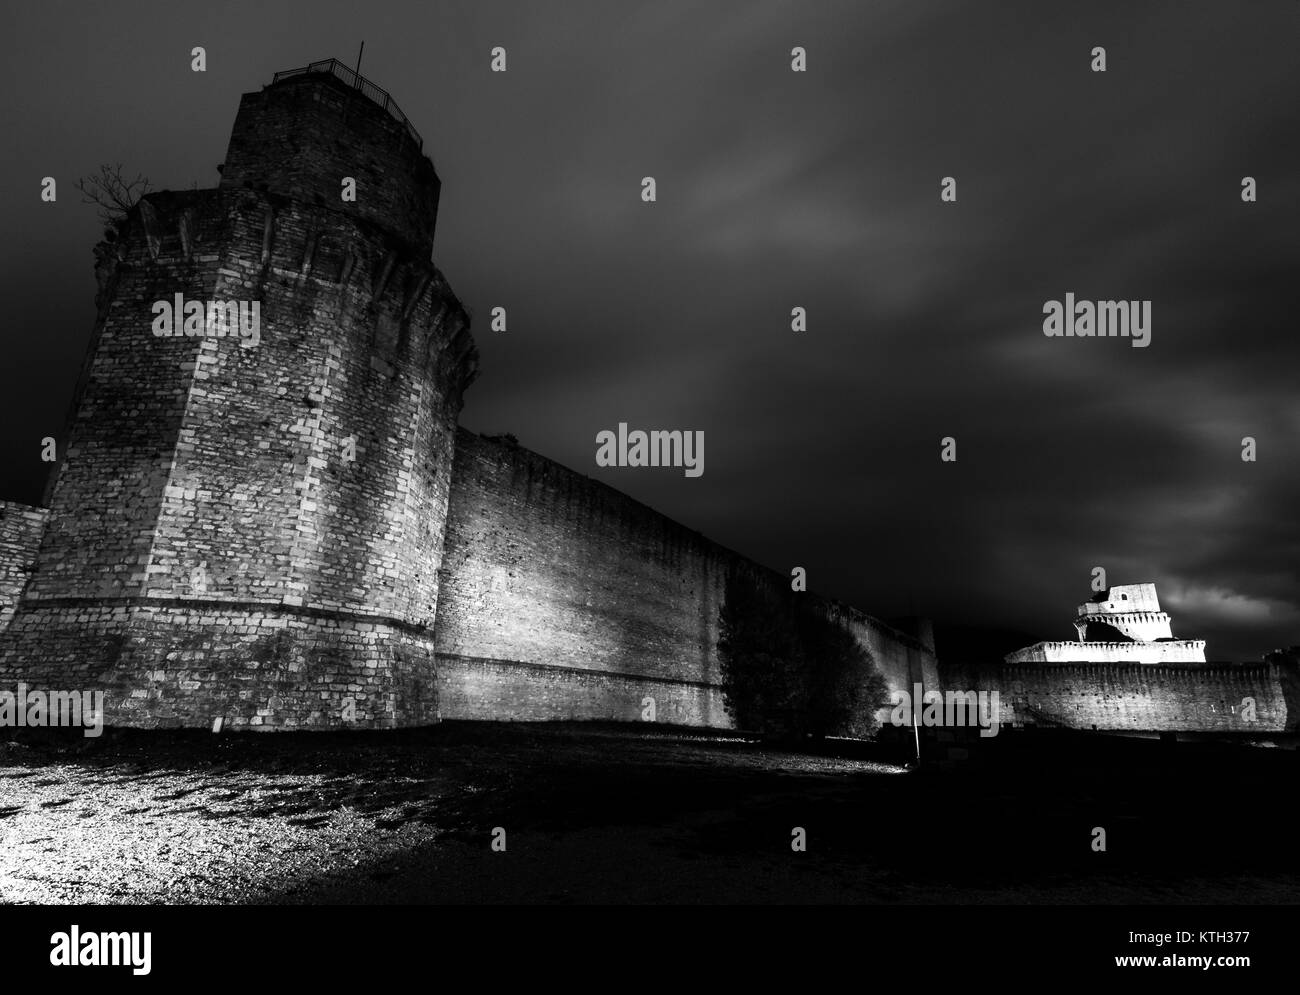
left=0, top=61, right=478, bottom=729
left=1005, top=582, right=1206, bottom=665
left=1074, top=583, right=1172, bottom=642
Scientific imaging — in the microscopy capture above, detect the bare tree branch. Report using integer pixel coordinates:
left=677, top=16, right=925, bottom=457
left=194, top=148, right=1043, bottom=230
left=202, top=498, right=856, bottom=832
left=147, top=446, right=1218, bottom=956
left=75, top=163, right=152, bottom=229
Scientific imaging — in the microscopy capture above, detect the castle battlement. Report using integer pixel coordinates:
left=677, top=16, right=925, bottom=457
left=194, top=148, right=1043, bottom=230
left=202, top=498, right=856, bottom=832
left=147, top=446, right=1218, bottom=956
left=1005, top=639, right=1208, bottom=665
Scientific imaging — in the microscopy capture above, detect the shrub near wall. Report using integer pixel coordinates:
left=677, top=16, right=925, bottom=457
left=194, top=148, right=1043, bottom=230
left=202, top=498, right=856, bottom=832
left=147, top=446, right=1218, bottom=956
left=717, top=568, right=890, bottom=739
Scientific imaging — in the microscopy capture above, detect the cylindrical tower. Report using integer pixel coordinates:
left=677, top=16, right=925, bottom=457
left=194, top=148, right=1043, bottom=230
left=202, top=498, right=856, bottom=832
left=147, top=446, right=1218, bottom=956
left=0, top=61, right=478, bottom=729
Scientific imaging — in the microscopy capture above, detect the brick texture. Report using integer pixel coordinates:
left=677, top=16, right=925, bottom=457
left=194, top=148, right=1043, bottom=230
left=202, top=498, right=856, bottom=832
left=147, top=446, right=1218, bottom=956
left=0, top=70, right=474, bottom=729
left=434, top=431, right=938, bottom=730
left=941, top=660, right=1298, bottom=733
left=0, top=502, right=47, bottom=631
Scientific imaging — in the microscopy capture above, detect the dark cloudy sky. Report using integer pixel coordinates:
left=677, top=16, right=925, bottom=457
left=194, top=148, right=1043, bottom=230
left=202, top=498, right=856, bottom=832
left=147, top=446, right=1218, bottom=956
left=1, top=0, right=1297, bottom=661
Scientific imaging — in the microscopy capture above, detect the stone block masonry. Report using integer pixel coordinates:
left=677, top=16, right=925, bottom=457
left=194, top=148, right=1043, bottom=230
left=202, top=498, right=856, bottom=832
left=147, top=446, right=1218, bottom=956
left=437, top=654, right=727, bottom=726
left=220, top=70, right=440, bottom=256
left=0, top=66, right=475, bottom=730
left=0, top=502, right=47, bottom=631
left=1006, top=640, right=1207, bottom=665
left=434, top=430, right=938, bottom=730
left=1, top=601, right=438, bottom=729
left=940, top=660, right=1298, bottom=734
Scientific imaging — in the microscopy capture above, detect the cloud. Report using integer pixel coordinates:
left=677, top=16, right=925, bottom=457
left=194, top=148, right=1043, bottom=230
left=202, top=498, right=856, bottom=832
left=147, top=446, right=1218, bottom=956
left=1161, top=584, right=1300, bottom=630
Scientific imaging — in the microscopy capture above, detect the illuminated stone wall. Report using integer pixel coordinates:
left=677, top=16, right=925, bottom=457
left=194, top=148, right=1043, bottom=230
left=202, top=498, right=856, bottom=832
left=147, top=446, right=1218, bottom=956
left=434, top=430, right=938, bottom=731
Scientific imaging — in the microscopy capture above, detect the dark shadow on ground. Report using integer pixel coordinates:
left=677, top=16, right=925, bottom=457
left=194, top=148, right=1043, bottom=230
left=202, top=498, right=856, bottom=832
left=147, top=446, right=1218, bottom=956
left=4, top=723, right=1297, bottom=903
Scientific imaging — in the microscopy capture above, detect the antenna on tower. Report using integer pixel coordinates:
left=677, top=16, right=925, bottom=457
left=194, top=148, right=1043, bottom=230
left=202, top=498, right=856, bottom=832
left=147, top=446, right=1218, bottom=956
left=341, top=42, right=366, bottom=128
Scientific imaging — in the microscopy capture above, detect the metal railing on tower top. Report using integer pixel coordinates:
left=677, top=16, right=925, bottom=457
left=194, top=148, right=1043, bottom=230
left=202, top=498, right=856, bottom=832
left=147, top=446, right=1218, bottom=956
left=272, top=59, right=423, bottom=150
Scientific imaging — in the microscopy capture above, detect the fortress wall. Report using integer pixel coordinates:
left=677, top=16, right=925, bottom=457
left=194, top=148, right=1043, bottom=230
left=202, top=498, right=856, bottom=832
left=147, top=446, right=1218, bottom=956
left=0, top=187, right=470, bottom=729
left=220, top=72, right=439, bottom=255
left=837, top=609, right=943, bottom=726
left=0, top=601, right=437, bottom=729
left=1007, top=640, right=1206, bottom=664
left=0, top=73, right=475, bottom=731
left=0, top=502, right=47, bottom=632
left=940, top=660, right=1297, bottom=733
left=0, top=186, right=468, bottom=729
left=435, top=430, right=937, bottom=731
left=19, top=191, right=217, bottom=604
left=125, top=188, right=471, bottom=625
left=434, top=431, right=732, bottom=727
left=436, top=655, right=726, bottom=726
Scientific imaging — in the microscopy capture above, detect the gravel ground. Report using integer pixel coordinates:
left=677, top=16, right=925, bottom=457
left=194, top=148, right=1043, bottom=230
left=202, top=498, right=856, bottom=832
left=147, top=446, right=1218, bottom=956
left=0, top=741, right=446, bottom=904
left=0, top=724, right=902, bottom=904
left=2, top=724, right=1297, bottom=904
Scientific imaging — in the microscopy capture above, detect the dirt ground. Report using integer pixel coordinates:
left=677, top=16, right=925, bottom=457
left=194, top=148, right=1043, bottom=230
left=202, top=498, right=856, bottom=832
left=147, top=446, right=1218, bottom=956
left=2, top=722, right=1296, bottom=904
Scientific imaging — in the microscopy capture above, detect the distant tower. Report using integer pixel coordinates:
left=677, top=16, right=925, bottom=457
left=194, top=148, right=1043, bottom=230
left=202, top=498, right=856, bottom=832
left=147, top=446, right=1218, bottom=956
left=0, top=61, right=478, bottom=729
left=1073, top=583, right=1174, bottom=642
left=1005, top=581, right=1206, bottom=665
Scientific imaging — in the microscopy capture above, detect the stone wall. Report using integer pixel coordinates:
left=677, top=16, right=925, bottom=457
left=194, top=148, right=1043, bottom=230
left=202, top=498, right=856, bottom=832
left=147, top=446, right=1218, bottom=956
left=0, top=502, right=47, bottom=632
left=1007, top=640, right=1207, bottom=664
left=437, top=654, right=728, bottom=727
left=940, top=659, right=1298, bottom=734
left=1, top=601, right=438, bottom=729
left=838, top=607, right=941, bottom=725
left=220, top=70, right=440, bottom=255
left=435, top=430, right=938, bottom=731
left=0, top=71, right=476, bottom=730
